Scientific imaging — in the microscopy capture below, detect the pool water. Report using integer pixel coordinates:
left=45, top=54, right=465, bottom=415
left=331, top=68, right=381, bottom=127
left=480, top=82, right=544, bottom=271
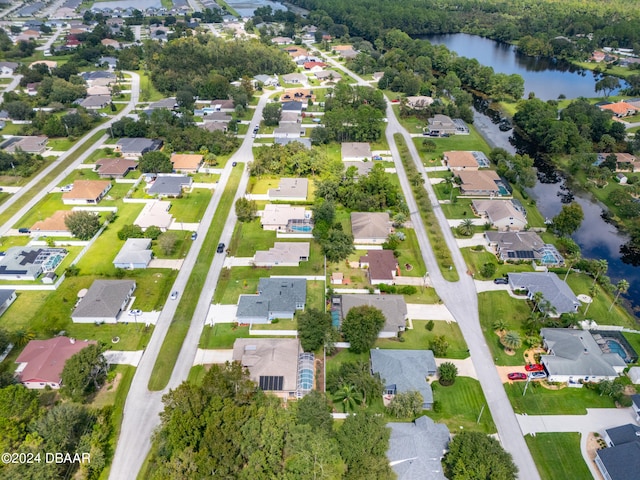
left=291, top=225, right=312, bottom=232
left=606, top=339, right=628, bottom=361
left=498, top=184, right=509, bottom=195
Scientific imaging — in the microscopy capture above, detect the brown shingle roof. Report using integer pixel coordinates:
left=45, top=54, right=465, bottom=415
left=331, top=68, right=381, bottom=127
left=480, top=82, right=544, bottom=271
left=360, top=249, right=398, bottom=282
left=170, top=153, right=203, bottom=170
left=31, top=210, right=72, bottom=233
left=96, top=158, right=138, bottom=176
left=62, top=180, right=111, bottom=201
left=444, top=151, right=478, bottom=169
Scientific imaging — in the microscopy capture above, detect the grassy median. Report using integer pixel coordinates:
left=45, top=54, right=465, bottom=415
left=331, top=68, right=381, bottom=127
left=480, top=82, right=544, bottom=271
left=148, top=166, right=242, bottom=391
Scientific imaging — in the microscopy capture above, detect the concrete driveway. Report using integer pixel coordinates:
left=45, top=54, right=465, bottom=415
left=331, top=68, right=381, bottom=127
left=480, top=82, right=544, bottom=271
left=104, top=350, right=143, bottom=367
left=407, top=303, right=455, bottom=321
left=193, top=349, right=234, bottom=365
left=205, top=304, right=238, bottom=325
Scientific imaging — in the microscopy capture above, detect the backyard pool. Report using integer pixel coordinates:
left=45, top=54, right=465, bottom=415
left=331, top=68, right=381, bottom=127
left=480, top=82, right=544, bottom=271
left=606, top=339, right=630, bottom=362
left=290, top=225, right=312, bottom=233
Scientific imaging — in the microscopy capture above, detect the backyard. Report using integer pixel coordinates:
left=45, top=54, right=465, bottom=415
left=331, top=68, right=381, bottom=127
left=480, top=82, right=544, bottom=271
left=375, top=320, right=469, bottom=359
left=505, top=382, right=616, bottom=415
left=526, top=433, right=592, bottom=480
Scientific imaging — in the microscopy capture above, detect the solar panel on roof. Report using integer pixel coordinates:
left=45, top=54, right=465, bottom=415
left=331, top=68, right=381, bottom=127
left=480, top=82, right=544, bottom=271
left=259, top=376, right=283, bottom=391
left=515, top=251, right=535, bottom=259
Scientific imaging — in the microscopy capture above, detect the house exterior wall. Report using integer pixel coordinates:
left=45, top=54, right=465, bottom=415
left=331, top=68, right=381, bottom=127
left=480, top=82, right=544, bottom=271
left=0, top=291, right=17, bottom=317
left=22, top=380, right=60, bottom=389
left=354, top=236, right=387, bottom=245
left=72, top=315, right=119, bottom=324
left=113, top=261, right=148, bottom=269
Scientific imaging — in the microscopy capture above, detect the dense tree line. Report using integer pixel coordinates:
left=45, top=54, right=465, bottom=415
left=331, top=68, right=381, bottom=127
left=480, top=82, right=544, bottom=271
left=0, top=150, right=44, bottom=177
left=250, top=142, right=342, bottom=177
left=291, top=0, right=640, bottom=58
left=147, top=362, right=392, bottom=479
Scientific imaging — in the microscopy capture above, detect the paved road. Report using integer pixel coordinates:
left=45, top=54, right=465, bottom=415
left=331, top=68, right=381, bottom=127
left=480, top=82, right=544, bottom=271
left=0, top=72, right=141, bottom=236
left=309, top=44, right=542, bottom=479
left=109, top=91, right=273, bottom=480
left=36, top=25, right=64, bottom=52
left=2, top=74, right=22, bottom=95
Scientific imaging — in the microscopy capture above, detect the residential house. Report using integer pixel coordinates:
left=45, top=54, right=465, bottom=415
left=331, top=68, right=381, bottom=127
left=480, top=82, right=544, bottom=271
left=98, top=56, right=118, bottom=70
left=340, top=294, right=408, bottom=337
left=268, top=178, right=308, bottom=201
left=541, top=328, right=626, bottom=383
left=147, top=174, right=193, bottom=198
left=1, top=136, right=48, bottom=154
left=95, top=158, right=138, bottom=178
left=202, top=121, right=229, bottom=133
left=201, top=111, right=232, bottom=123
left=113, top=238, right=153, bottom=269
left=0, top=290, right=17, bottom=318
left=232, top=338, right=313, bottom=399
left=280, top=89, right=315, bottom=104
left=370, top=349, right=436, bottom=408
left=283, top=46, right=308, bottom=62
left=508, top=272, right=580, bottom=316
left=426, top=114, right=457, bottom=136
left=29, top=60, right=57, bottom=71
left=472, top=199, right=527, bottom=231
left=597, top=424, right=640, bottom=480
left=80, top=71, right=116, bottom=85
left=331, top=45, right=353, bottom=53
left=406, top=96, right=434, bottom=109
left=62, top=180, right=112, bottom=205
left=351, top=212, right=392, bottom=244
left=254, top=74, right=279, bottom=87
left=253, top=242, right=310, bottom=267
left=274, top=123, right=304, bottom=139
left=341, top=142, right=371, bottom=161
left=170, top=153, right=203, bottom=173
left=148, top=97, right=177, bottom=111
left=344, top=161, right=374, bottom=177
left=444, top=151, right=489, bottom=170
left=14, top=337, right=97, bottom=389
left=303, top=61, right=327, bottom=71
left=616, top=173, right=628, bottom=184
left=77, top=95, right=111, bottom=110
left=387, top=416, right=449, bottom=480
left=632, top=394, right=640, bottom=420
left=596, top=152, right=640, bottom=172
left=314, top=70, right=342, bottom=82
left=339, top=49, right=358, bottom=60
left=281, top=101, right=304, bottom=115
left=271, top=36, right=293, bottom=45
left=134, top=200, right=173, bottom=231
left=0, top=247, right=67, bottom=281
left=485, top=231, right=564, bottom=265
left=359, top=250, right=398, bottom=285
left=280, top=111, right=301, bottom=124
left=25, top=82, right=39, bottom=96
left=71, top=280, right=136, bottom=323
left=210, top=99, right=235, bottom=112
left=101, top=38, right=121, bottom=49
left=237, top=277, right=307, bottom=324
left=599, top=101, right=638, bottom=117
left=86, top=85, right=111, bottom=96
left=274, top=137, right=312, bottom=149
left=115, top=138, right=163, bottom=158
left=0, top=61, right=19, bottom=75
left=30, top=210, right=73, bottom=236
left=455, top=170, right=504, bottom=196
left=259, top=204, right=312, bottom=232
left=283, top=73, right=307, bottom=84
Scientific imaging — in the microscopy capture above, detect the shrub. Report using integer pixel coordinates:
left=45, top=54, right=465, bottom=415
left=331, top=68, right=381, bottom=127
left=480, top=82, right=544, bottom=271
left=425, top=320, right=435, bottom=331
left=438, top=362, right=458, bottom=386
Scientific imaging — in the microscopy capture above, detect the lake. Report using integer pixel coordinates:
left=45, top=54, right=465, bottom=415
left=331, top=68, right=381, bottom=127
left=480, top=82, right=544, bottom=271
left=424, top=33, right=622, bottom=101
left=224, top=0, right=286, bottom=17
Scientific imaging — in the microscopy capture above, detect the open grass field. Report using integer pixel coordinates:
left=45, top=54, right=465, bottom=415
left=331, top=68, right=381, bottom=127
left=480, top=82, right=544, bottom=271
left=505, top=381, right=615, bottom=414
left=526, top=433, right=592, bottom=480
left=427, top=377, right=496, bottom=433
left=375, top=320, right=469, bottom=358
left=460, top=247, right=534, bottom=279
left=412, top=126, right=491, bottom=163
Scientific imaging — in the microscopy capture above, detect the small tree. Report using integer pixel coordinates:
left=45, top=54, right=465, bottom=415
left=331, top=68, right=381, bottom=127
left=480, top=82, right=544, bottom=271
left=139, top=151, right=172, bottom=173
left=609, top=279, right=630, bottom=312
left=480, top=262, right=497, bottom=278
left=117, top=224, right=144, bottom=240
left=298, top=308, right=332, bottom=352
left=262, top=102, right=282, bottom=126
left=60, top=344, right=107, bottom=402
left=333, top=384, right=363, bottom=413
left=501, top=331, right=522, bottom=352
left=157, top=232, right=178, bottom=255
left=425, top=320, right=435, bottom=331
left=65, top=211, right=101, bottom=240
left=456, top=218, right=474, bottom=236
left=438, top=362, right=458, bottom=386
left=387, top=391, right=424, bottom=418
left=429, top=335, right=449, bottom=357
left=342, top=305, right=385, bottom=353
left=235, top=197, right=257, bottom=222
left=443, top=431, right=517, bottom=480
left=144, top=225, right=162, bottom=240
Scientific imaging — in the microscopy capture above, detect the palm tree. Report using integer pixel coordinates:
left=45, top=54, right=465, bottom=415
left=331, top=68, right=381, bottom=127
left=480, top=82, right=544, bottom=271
left=492, top=319, right=507, bottom=333
left=592, top=259, right=608, bottom=286
left=457, top=218, right=474, bottom=237
left=501, top=331, right=522, bottom=352
left=333, top=384, right=363, bottom=413
left=532, top=291, right=544, bottom=312
left=584, top=285, right=599, bottom=316
left=609, top=279, right=630, bottom=312
left=563, top=251, right=581, bottom=282
left=12, top=329, right=35, bottom=347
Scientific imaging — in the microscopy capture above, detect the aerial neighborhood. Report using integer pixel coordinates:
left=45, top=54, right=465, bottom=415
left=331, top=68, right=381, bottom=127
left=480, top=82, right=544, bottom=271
left=1, top=1, right=640, bottom=480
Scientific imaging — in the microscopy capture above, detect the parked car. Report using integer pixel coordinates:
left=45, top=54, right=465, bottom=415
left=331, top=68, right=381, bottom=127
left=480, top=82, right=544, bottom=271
left=128, top=309, right=142, bottom=316
left=216, top=243, right=225, bottom=253
left=525, top=363, right=544, bottom=372
left=60, top=184, right=73, bottom=192
left=170, top=291, right=178, bottom=300
left=18, top=228, right=30, bottom=234
left=191, top=232, right=197, bottom=240
left=493, top=277, right=508, bottom=285
left=440, top=133, right=450, bottom=137
left=232, top=162, right=237, bottom=167
left=508, top=372, right=527, bottom=381
left=529, top=371, right=547, bottom=379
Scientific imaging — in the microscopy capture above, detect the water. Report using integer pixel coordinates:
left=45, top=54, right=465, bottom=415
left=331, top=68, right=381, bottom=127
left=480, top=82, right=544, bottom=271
left=606, top=339, right=629, bottom=361
left=424, top=33, right=625, bottom=101
left=224, top=0, right=286, bottom=17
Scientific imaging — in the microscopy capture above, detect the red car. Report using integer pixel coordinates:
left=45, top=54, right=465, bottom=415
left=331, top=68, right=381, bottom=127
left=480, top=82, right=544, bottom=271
left=525, top=364, right=544, bottom=372
left=508, top=372, right=527, bottom=381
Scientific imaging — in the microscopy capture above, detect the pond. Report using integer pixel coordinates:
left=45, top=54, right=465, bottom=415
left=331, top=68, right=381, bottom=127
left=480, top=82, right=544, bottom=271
left=224, top=0, right=286, bottom=17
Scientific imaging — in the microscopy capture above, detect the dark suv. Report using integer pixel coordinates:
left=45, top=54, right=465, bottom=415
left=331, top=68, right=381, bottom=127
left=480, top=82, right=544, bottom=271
left=493, top=277, right=508, bottom=285
left=217, top=243, right=225, bottom=253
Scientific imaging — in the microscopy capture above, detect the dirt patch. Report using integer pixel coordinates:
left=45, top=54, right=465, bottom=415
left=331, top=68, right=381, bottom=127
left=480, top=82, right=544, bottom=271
left=495, top=365, right=528, bottom=383
left=523, top=347, right=545, bottom=364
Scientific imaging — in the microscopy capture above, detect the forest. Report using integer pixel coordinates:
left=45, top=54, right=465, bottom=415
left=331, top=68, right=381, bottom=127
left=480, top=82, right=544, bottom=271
left=291, top=0, right=640, bottom=58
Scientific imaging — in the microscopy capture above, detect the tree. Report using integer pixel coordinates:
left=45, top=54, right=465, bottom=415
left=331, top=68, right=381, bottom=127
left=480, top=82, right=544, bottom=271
left=501, top=331, right=522, bottom=351
left=609, top=279, right=630, bottom=311
left=443, top=430, right=517, bottom=480
left=4, top=100, right=33, bottom=120
left=595, top=76, right=620, bottom=98
left=139, top=151, right=172, bottom=173
left=0, top=384, right=40, bottom=452
left=591, top=259, right=609, bottom=286
left=158, top=232, right=178, bottom=255
left=321, top=228, right=354, bottom=263
left=118, top=224, right=144, bottom=240
left=456, top=218, right=474, bottom=236
left=298, top=308, right=332, bottom=352
left=262, top=102, right=282, bottom=126
left=480, top=262, right=497, bottom=278
left=60, top=344, right=107, bottom=402
left=65, top=210, right=101, bottom=240
left=235, top=197, right=257, bottom=222
left=333, top=384, right=363, bottom=413
left=144, top=225, right=162, bottom=240
left=438, top=361, right=458, bottom=386
left=341, top=305, right=386, bottom=353
left=429, top=335, right=449, bottom=357
left=0, top=327, right=10, bottom=355
left=387, top=391, right=424, bottom=418
left=284, top=424, right=346, bottom=479
left=551, top=202, right=584, bottom=236
left=295, top=391, right=333, bottom=434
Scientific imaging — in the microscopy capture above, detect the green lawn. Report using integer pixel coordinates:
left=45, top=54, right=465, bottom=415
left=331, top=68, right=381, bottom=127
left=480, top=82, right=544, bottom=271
left=138, top=71, right=165, bottom=102
left=526, top=433, right=591, bottom=480
left=395, top=227, right=427, bottom=277
left=251, top=317, right=297, bottom=330
left=67, top=322, right=153, bottom=351
left=412, top=126, right=491, bottom=163
left=375, top=320, right=469, bottom=359
left=149, top=166, right=243, bottom=391
left=47, top=137, right=76, bottom=151
left=427, top=377, right=496, bottom=433
left=199, top=323, right=252, bottom=349
left=460, top=247, right=535, bottom=279
left=440, top=197, right=474, bottom=218
left=228, top=218, right=277, bottom=256
left=505, top=382, right=616, bottom=414
left=166, top=189, right=213, bottom=223
left=478, top=291, right=531, bottom=366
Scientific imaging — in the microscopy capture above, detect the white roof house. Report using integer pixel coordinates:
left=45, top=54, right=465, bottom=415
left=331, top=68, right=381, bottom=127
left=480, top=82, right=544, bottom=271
left=259, top=204, right=311, bottom=232
left=267, top=178, right=308, bottom=201
left=351, top=212, right=392, bottom=244
left=254, top=242, right=310, bottom=267
left=113, top=238, right=153, bottom=269
left=134, top=200, right=173, bottom=231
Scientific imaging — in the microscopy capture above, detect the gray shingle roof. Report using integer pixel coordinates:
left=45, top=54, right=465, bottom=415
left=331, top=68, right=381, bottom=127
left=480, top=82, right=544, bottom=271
left=597, top=441, right=640, bottom=480
left=351, top=212, right=391, bottom=241
left=508, top=272, right=579, bottom=314
left=113, top=238, right=152, bottom=267
left=237, top=278, right=306, bottom=320
left=370, top=349, right=436, bottom=405
left=116, top=138, right=162, bottom=154
left=148, top=174, right=192, bottom=196
left=606, top=424, right=640, bottom=446
left=72, top=280, right=135, bottom=318
left=341, top=294, right=407, bottom=334
left=0, top=289, right=15, bottom=305
left=387, top=416, right=449, bottom=480
left=541, top=328, right=627, bottom=378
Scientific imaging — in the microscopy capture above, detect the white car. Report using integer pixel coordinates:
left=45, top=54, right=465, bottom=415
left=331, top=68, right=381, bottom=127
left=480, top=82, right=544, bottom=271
left=60, top=184, right=73, bottom=192
left=128, top=309, right=142, bottom=316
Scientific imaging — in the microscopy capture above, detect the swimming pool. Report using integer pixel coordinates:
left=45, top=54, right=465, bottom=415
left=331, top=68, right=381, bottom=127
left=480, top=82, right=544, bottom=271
left=290, top=225, right=312, bottom=232
left=606, top=339, right=629, bottom=361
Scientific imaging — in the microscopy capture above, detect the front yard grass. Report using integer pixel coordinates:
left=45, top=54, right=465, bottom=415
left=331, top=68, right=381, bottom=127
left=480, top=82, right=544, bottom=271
left=166, top=188, right=212, bottom=223
left=478, top=291, right=531, bottom=366
left=426, top=377, right=497, bottom=433
left=412, top=125, right=491, bottom=163
left=200, top=323, right=252, bottom=349
left=460, top=247, right=534, bottom=279
left=251, top=317, right=297, bottom=330
left=375, top=320, right=469, bottom=359
left=505, top=381, right=616, bottom=414
left=526, top=433, right=592, bottom=480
